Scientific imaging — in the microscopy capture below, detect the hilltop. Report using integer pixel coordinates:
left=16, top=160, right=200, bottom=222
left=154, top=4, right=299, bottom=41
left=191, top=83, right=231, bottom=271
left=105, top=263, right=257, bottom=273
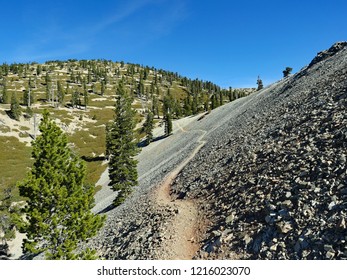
left=0, top=60, right=250, bottom=192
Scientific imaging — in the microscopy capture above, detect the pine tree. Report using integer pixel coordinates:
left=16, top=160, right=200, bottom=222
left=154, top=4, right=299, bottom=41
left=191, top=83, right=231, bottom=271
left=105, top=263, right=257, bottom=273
left=184, top=95, right=192, bottom=116
left=71, top=91, right=80, bottom=109
left=45, top=72, right=51, bottom=102
left=228, top=87, right=233, bottom=102
left=83, top=80, right=89, bottom=109
left=84, top=91, right=89, bottom=110
left=283, top=67, right=293, bottom=78
left=57, top=81, right=65, bottom=105
left=192, top=94, right=198, bottom=115
left=101, top=81, right=105, bottom=96
left=164, top=111, right=173, bottom=136
left=106, top=82, right=138, bottom=207
left=1, top=79, right=9, bottom=104
left=257, top=76, right=264, bottom=91
left=23, top=89, right=34, bottom=107
left=10, top=93, right=21, bottom=121
left=143, top=111, right=154, bottom=145
left=17, top=111, right=104, bottom=259
left=0, top=187, right=21, bottom=251
left=219, top=91, right=223, bottom=106
left=152, top=95, right=159, bottom=118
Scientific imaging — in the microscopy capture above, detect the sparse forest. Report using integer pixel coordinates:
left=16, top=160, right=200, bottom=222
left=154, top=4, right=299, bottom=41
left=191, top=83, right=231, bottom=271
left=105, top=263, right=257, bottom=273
left=0, top=59, right=253, bottom=259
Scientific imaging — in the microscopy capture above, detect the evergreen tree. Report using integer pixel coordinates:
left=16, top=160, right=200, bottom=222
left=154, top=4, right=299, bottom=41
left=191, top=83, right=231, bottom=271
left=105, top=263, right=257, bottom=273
left=183, top=95, right=192, bottom=116
left=257, top=76, right=264, bottom=91
left=18, top=111, right=104, bottom=259
left=106, top=82, right=138, bottom=207
left=164, top=112, right=173, bottom=136
left=0, top=187, right=21, bottom=252
left=228, top=87, right=233, bottom=102
left=84, top=91, right=89, bottom=110
left=10, top=93, right=21, bottom=121
left=163, top=89, right=173, bottom=115
left=23, top=89, right=34, bottom=107
left=143, top=111, right=154, bottom=145
left=192, top=94, right=198, bottom=115
left=83, top=80, right=89, bottom=109
left=283, top=67, right=293, bottom=78
left=36, top=65, right=42, bottom=76
left=101, top=81, right=105, bottom=96
left=45, top=72, right=51, bottom=101
left=152, top=95, right=159, bottom=118
left=71, top=91, right=79, bottom=108
left=219, top=91, right=223, bottom=106
left=57, top=81, right=65, bottom=105
left=1, top=79, right=9, bottom=104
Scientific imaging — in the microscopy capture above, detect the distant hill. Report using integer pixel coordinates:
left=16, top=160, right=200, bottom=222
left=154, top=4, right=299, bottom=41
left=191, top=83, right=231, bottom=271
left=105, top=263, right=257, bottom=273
left=0, top=59, right=251, bottom=193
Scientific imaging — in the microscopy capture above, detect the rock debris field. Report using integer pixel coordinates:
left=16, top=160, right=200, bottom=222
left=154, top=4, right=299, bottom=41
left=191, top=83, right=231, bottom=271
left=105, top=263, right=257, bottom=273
left=84, top=42, right=347, bottom=260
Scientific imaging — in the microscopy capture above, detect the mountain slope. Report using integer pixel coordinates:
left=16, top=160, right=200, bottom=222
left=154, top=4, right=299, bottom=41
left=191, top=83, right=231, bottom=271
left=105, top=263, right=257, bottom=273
left=170, top=42, right=347, bottom=259
left=79, top=42, right=346, bottom=260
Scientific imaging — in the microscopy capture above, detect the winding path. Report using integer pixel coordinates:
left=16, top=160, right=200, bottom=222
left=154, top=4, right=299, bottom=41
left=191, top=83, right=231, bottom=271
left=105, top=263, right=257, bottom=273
left=154, top=129, right=206, bottom=259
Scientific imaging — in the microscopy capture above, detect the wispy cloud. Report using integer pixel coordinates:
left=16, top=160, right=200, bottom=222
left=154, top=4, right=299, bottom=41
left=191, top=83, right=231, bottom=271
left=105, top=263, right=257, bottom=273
left=9, top=0, right=188, bottom=62
left=147, top=0, right=188, bottom=37
left=91, top=0, right=156, bottom=33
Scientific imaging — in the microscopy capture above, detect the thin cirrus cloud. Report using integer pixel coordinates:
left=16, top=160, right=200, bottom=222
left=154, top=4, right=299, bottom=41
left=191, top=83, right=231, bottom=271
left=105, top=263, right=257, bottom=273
left=90, top=0, right=155, bottom=34
left=10, top=0, right=187, bottom=63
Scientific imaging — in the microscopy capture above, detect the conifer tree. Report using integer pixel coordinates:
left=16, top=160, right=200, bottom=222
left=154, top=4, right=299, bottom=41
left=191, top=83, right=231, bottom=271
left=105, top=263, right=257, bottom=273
left=283, top=67, right=293, bottom=78
left=257, top=76, right=264, bottom=91
left=143, top=111, right=154, bottom=145
left=23, top=89, right=34, bottom=107
left=219, top=91, right=223, bottom=106
left=83, top=80, right=89, bottom=110
left=57, top=81, right=65, bottom=105
left=1, top=79, right=9, bottom=104
left=0, top=187, right=21, bottom=250
left=45, top=72, right=51, bottom=102
left=106, top=82, right=138, bottom=206
left=17, top=111, right=104, bottom=259
left=101, top=81, right=105, bottom=96
left=10, top=93, right=21, bottom=120
left=152, top=95, right=159, bottom=118
left=164, top=111, right=173, bottom=136
left=184, top=95, right=192, bottom=116
left=228, top=87, right=233, bottom=102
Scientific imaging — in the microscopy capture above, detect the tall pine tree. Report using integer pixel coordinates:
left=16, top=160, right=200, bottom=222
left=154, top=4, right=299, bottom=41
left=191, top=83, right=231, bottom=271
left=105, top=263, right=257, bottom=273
left=18, top=111, right=104, bottom=259
left=143, top=111, right=154, bottom=145
left=164, top=111, right=173, bottom=136
left=257, top=76, right=264, bottom=91
left=106, top=82, right=138, bottom=207
left=1, top=78, right=9, bottom=104
left=10, top=93, right=21, bottom=121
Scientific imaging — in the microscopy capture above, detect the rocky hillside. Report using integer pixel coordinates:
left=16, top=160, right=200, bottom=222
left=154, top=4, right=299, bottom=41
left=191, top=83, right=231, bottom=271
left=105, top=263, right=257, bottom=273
left=76, top=42, right=346, bottom=261
left=171, top=42, right=347, bottom=259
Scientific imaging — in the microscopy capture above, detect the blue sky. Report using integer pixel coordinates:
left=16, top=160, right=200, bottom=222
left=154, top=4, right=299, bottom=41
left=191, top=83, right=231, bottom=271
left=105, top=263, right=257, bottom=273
left=1, top=0, right=346, bottom=88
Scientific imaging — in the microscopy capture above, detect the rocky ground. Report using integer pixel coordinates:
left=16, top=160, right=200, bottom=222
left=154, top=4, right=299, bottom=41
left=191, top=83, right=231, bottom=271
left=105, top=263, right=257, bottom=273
left=171, top=42, right=347, bottom=260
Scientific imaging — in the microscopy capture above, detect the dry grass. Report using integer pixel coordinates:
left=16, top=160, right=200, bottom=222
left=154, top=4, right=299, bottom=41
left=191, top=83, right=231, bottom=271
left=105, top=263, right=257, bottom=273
left=0, top=136, right=32, bottom=200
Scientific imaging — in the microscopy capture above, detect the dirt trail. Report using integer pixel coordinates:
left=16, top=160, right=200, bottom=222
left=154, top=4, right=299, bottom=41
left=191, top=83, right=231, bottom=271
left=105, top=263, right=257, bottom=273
left=154, top=130, right=206, bottom=259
